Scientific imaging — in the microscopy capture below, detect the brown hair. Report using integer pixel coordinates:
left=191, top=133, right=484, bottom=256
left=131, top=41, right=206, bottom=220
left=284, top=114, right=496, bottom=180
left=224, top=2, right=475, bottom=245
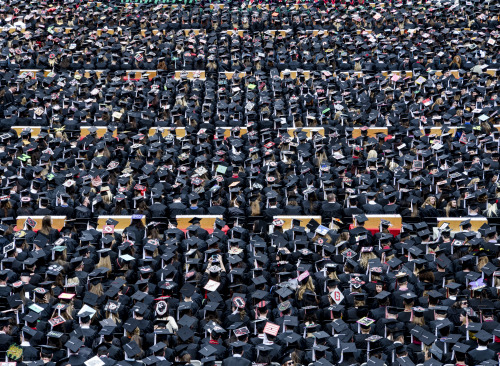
left=250, top=196, right=261, bottom=216
left=39, top=216, right=53, bottom=236
left=296, top=277, right=315, bottom=301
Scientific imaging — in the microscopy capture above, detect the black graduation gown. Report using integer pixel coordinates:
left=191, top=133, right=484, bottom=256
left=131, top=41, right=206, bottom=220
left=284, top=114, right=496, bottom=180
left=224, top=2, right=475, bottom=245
left=0, top=333, right=14, bottom=351
left=168, top=202, right=187, bottom=217
left=184, top=206, right=206, bottom=215
left=468, top=347, right=496, bottom=363
left=362, top=203, right=384, bottom=214
left=21, top=344, right=39, bottom=361
left=222, top=356, right=252, bottom=366
left=383, top=204, right=400, bottom=214
left=150, top=202, right=168, bottom=217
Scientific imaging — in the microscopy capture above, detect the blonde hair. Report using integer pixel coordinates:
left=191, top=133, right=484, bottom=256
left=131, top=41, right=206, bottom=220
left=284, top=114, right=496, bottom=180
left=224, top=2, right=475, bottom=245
left=411, top=313, right=425, bottom=326
left=468, top=178, right=480, bottom=188
left=359, top=251, right=377, bottom=270
left=388, top=162, right=399, bottom=171
left=367, top=150, right=378, bottom=159
left=97, top=255, right=112, bottom=271
left=445, top=200, right=456, bottom=217
left=487, top=203, right=499, bottom=218
left=312, top=233, right=332, bottom=244
left=317, top=151, right=328, bottom=167
left=61, top=301, right=74, bottom=320
left=477, top=255, right=489, bottom=272
left=297, top=277, right=315, bottom=301
left=421, top=196, right=436, bottom=209
left=102, top=190, right=113, bottom=205
left=250, top=196, right=261, bottom=216
left=51, top=301, right=73, bottom=321
left=90, top=283, right=104, bottom=297
left=127, top=327, right=141, bottom=338
left=327, top=270, right=339, bottom=281
left=354, top=298, right=365, bottom=307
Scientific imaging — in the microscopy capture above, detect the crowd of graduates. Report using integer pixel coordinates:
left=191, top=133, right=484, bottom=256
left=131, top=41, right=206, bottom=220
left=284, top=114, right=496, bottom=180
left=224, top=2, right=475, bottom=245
left=0, top=0, right=500, bottom=364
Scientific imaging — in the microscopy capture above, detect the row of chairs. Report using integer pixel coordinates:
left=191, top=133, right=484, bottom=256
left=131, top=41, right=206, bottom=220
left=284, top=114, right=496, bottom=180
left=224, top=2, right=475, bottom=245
left=15, top=124, right=500, bottom=140
left=15, top=215, right=497, bottom=235
left=18, top=68, right=499, bottom=82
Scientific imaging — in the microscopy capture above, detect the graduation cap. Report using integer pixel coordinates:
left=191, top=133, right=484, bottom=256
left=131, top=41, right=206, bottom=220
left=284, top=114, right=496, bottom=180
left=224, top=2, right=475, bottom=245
left=124, top=341, right=141, bottom=358
left=282, top=331, right=301, bottom=344
left=387, top=257, right=402, bottom=269
left=306, top=218, right=321, bottom=232
left=430, top=343, right=443, bottom=361
left=65, top=337, right=84, bottom=353
left=475, top=330, right=492, bottom=342
left=460, top=219, right=471, bottom=228
left=178, top=315, right=197, bottom=329
left=199, top=344, right=218, bottom=358
left=481, top=262, right=497, bottom=277
left=467, top=322, right=482, bottom=332
left=180, top=283, right=196, bottom=298
left=354, top=214, right=368, bottom=224
left=400, top=292, right=417, bottom=301
left=276, top=287, right=294, bottom=298
left=23, top=312, right=40, bottom=323
left=150, top=342, right=166, bottom=354
left=177, top=326, right=194, bottom=341
left=452, top=342, right=470, bottom=354
left=123, top=318, right=140, bottom=333
left=367, top=357, right=385, bottom=366
left=396, top=356, right=415, bottom=366
left=99, top=326, right=115, bottom=336
left=25, top=217, right=37, bottom=228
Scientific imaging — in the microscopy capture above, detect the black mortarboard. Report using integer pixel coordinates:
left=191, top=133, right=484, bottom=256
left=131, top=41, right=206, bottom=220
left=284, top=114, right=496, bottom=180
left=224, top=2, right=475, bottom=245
left=150, top=342, right=166, bottom=353
left=375, top=291, right=391, bottom=300
left=367, top=357, right=385, bottom=366
left=124, top=341, right=141, bottom=358
left=475, top=330, right=492, bottom=342
left=178, top=315, right=197, bottom=329
left=284, top=332, right=302, bottom=344
left=180, top=283, right=196, bottom=298
left=177, top=326, right=194, bottom=341
left=199, top=345, right=217, bottom=358
left=22, top=326, right=37, bottom=337
left=452, top=343, right=470, bottom=353
left=276, top=287, right=294, bottom=298
left=355, top=214, right=368, bottom=223
left=65, top=337, right=84, bottom=353
left=123, top=318, right=139, bottom=333
left=396, top=356, right=415, bottom=366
